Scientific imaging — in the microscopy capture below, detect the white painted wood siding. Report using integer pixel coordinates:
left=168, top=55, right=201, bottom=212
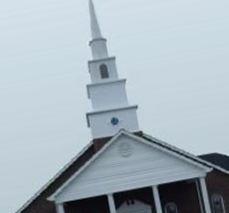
left=56, top=135, right=206, bottom=203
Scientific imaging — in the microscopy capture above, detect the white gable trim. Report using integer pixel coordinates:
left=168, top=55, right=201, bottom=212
left=49, top=130, right=212, bottom=202
left=49, top=130, right=125, bottom=202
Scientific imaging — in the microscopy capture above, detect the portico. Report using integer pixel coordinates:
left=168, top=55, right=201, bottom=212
left=50, top=131, right=212, bottom=213
left=55, top=177, right=211, bottom=213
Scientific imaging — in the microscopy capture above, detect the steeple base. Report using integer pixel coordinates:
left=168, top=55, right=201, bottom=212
left=86, top=105, right=139, bottom=139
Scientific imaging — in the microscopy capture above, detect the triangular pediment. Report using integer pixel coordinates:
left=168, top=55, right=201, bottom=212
left=50, top=130, right=210, bottom=203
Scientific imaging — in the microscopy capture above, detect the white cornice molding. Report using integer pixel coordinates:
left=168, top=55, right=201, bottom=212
left=88, top=56, right=116, bottom=64
left=86, top=105, right=138, bottom=127
left=86, top=79, right=126, bottom=98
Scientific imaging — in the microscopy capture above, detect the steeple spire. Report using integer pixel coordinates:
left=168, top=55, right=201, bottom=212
left=89, top=0, right=103, bottom=39
left=88, top=0, right=108, bottom=60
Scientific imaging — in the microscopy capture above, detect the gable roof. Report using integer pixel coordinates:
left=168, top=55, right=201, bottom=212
left=49, top=130, right=212, bottom=202
left=16, top=130, right=229, bottom=212
left=199, top=153, right=229, bottom=171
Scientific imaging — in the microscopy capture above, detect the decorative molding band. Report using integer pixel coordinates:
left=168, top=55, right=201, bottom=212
left=86, top=105, right=138, bottom=127
left=88, top=56, right=116, bottom=64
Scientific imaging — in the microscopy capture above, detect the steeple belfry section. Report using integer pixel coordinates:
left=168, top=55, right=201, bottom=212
left=86, top=0, right=139, bottom=139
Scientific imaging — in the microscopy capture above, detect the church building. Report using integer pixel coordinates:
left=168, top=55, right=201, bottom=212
left=16, top=1, right=229, bottom=213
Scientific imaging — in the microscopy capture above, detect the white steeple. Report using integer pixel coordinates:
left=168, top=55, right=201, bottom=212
left=86, top=0, right=139, bottom=139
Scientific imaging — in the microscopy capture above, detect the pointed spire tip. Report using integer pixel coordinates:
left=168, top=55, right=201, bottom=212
left=89, top=0, right=103, bottom=40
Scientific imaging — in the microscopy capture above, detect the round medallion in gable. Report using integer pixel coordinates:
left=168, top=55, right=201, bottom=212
left=118, top=142, right=133, bottom=157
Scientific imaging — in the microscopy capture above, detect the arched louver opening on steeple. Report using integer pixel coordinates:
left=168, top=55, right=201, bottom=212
left=100, top=64, right=109, bottom=79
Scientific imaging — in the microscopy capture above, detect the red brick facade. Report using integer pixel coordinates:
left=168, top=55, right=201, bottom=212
left=206, top=170, right=229, bottom=212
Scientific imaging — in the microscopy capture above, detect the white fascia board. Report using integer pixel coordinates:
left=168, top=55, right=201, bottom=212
left=49, top=129, right=212, bottom=202
left=142, top=133, right=229, bottom=175
left=16, top=141, right=94, bottom=213
left=86, top=105, right=138, bottom=127
left=86, top=79, right=126, bottom=98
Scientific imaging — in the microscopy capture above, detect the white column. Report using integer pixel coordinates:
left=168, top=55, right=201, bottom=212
left=199, top=177, right=212, bottom=213
left=107, top=194, right=116, bottom=213
left=56, top=203, right=65, bottom=213
left=195, top=180, right=204, bottom=213
left=152, top=185, right=163, bottom=213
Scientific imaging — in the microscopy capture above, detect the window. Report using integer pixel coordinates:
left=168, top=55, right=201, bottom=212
left=100, top=64, right=109, bottom=79
left=211, top=194, right=225, bottom=213
left=164, top=202, right=178, bottom=213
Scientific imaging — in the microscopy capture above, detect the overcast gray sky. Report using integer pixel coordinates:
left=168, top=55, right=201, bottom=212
left=0, top=0, right=229, bottom=212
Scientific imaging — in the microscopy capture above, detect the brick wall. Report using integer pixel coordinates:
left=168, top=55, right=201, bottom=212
left=206, top=170, right=229, bottom=212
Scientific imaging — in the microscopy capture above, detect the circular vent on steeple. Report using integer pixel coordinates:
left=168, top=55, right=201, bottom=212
left=111, top=117, right=119, bottom=125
